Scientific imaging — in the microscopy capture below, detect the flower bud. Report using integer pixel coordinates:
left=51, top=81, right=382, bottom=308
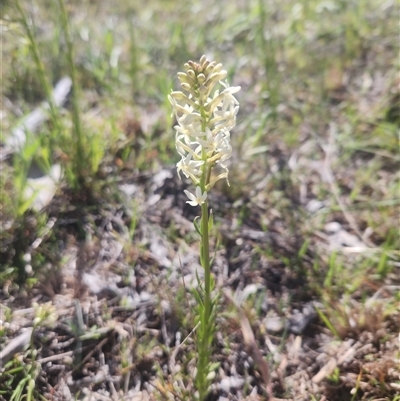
left=218, top=70, right=227, bottom=80
left=180, top=82, right=191, bottom=92
left=204, top=62, right=216, bottom=75
left=170, top=91, right=186, bottom=100
left=213, top=63, right=223, bottom=73
left=202, top=60, right=210, bottom=70
left=177, top=72, right=189, bottom=83
left=187, top=69, right=196, bottom=79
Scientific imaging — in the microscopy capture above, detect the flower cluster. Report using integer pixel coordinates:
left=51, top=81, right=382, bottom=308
left=168, top=55, right=240, bottom=206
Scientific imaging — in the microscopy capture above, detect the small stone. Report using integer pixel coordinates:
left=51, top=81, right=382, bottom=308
left=119, top=183, right=137, bottom=197
left=325, top=221, right=341, bottom=233
left=140, top=291, right=151, bottom=302
left=24, top=264, right=33, bottom=275
left=306, top=199, right=324, bottom=213
left=219, top=376, right=244, bottom=392
left=264, top=316, right=284, bottom=333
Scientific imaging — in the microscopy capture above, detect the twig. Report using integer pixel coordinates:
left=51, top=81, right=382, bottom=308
left=0, top=328, right=33, bottom=367
left=177, top=322, right=200, bottom=350
left=169, top=322, right=200, bottom=374
left=37, top=351, right=73, bottom=364
left=72, top=337, right=109, bottom=373
left=312, top=339, right=356, bottom=384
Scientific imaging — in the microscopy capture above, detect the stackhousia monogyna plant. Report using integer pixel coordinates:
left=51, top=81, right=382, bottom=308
left=169, top=56, right=240, bottom=400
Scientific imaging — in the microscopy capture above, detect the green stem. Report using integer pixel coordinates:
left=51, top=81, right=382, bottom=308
left=196, top=83, right=214, bottom=401
left=201, top=200, right=211, bottom=329
left=257, top=0, right=279, bottom=115
left=15, top=0, right=61, bottom=138
left=197, top=199, right=211, bottom=401
left=58, top=0, right=85, bottom=186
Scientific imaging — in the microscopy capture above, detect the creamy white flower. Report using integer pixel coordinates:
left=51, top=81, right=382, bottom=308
left=220, top=80, right=241, bottom=97
left=211, top=101, right=239, bottom=132
left=175, top=135, right=192, bottom=157
left=207, top=85, right=240, bottom=115
left=196, top=130, right=231, bottom=164
left=177, top=153, right=204, bottom=182
left=196, top=128, right=214, bottom=149
left=214, top=132, right=232, bottom=161
left=207, top=171, right=229, bottom=190
left=179, top=111, right=201, bottom=126
left=184, top=186, right=207, bottom=206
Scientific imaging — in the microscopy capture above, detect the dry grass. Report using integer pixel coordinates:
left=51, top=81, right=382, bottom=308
left=1, top=0, right=399, bottom=400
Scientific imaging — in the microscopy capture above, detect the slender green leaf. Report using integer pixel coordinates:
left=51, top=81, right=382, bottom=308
left=193, top=216, right=202, bottom=235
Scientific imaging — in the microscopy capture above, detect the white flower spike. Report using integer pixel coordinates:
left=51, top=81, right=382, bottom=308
left=169, top=56, right=240, bottom=206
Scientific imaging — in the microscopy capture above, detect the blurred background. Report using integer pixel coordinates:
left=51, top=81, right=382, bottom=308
left=1, top=0, right=399, bottom=400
